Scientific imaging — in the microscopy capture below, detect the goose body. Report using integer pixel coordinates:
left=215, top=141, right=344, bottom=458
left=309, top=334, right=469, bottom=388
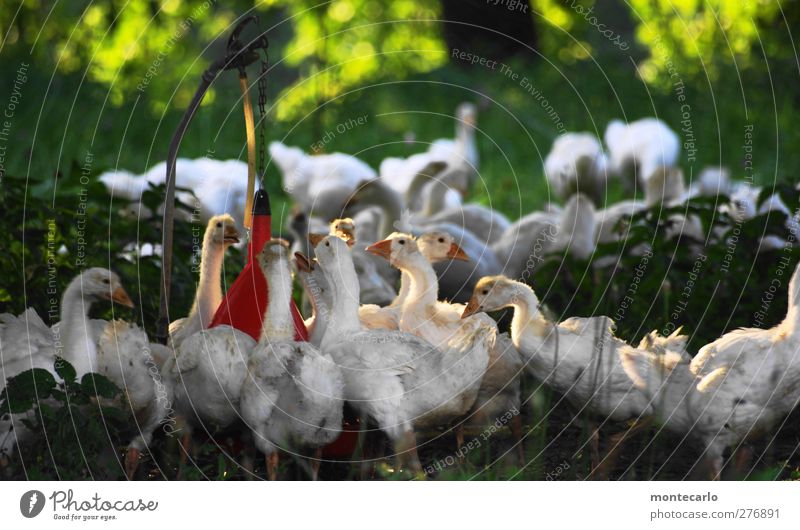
left=270, top=142, right=376, bottom=220
left=544, top=132, right=608, bottom=203
left=169, top=215, right=240, bottom=349
left=313, top=235, right=493, bottom=472
left=240, top=240, right=344, bottom=479
left=463, top=276, right=654, bottom=421
left=604, top=118, right=680, bottom=186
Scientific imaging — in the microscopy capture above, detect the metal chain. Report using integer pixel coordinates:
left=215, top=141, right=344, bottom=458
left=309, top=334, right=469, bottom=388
left=257, top=45, right=268, bottom=188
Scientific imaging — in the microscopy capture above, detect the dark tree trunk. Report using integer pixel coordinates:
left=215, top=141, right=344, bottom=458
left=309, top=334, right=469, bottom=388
left=441, top=0, right=537, bottom=62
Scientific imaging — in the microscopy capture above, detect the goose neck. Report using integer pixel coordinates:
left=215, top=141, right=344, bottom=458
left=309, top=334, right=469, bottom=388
left=323, top=255, right=363, bottom=340
left=261, top=259, right=295, bottom=341
left=193, top=238, right=225, bottom=326
left=400, top=253, right=439, bottom=312
left=59, top=279, right=97, bottom=376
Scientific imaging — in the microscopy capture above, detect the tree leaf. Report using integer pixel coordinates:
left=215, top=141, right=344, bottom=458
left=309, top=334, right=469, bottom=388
left=0, top=368, right=57, bottom=413
left=80, top=373, right=120, bottom=400
left=54, top=357, right=76, bottom=383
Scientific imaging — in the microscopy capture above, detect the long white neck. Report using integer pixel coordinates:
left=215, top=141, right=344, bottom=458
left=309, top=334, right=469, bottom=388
left=300, top=271, right=330, bottom=346
left=192, top=236, right=224, bottom=327
left=261, top=258, right=295, bottom=342
left=400, top=252, right=439, bottom=315
left=507, top=283, right=549, bottom=351
left=456, top=122, right=476, bottom=164
left=321, top=253, right=363, bottom=342
left=59, top=279, right=99, bottom=377
left=390, top=271, right=412, bottom=308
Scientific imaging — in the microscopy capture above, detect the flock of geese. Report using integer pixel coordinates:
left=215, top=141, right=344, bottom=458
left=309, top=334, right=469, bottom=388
left=2, top=106, right=800, bottom=480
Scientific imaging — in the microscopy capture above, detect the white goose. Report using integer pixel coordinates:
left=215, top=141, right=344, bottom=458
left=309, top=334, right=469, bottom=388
left=462, top=276, right=653, bottom=421
left=168, top=214, right=240, bottom=349
left=313, top=234, right=494, bottom=474
left=54, top=268, right=171, bottom=478
left=370, top=233, right=523, bottom=457
left=240, top=240, right=344, bottom=480
left=1, top=308, right=56, bottom=458
left=380, top=103, right=478, bottom=208
left=544, top=132, right=609, bottom=204
left=100, top=158, right=251, bottom=227
left=604, top=118, right=680, bottom=188
left=269, top=141, right=376, bottom=220
left=492, top=193, right=596, bottom=280
left=684, top=262, right=800, bottom=476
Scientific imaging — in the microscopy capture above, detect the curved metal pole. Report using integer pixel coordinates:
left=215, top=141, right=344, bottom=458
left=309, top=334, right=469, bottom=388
left=156, top=16, right=266, bottom=345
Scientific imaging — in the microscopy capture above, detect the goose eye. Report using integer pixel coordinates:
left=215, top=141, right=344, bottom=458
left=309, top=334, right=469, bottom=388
left=438, top=237, right=445, bottom=243
left=482, top=289, right=488, bottom=295
left=399, top=240, right=405, bottom=245
left=103, top=279, right=110, bottom=284
left=325, top=241, right=330, bottom=247
left=216, top=222, right=222, bottom=228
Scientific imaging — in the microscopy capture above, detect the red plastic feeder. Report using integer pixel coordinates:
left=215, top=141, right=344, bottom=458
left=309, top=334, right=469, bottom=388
left=209, top=189, right=307, bottom=341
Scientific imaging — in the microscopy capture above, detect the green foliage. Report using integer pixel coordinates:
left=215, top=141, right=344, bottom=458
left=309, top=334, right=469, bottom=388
left=261, top=0, right=446, bottom=120
left=628, top=0, right=789, bottom=86
left=0, top=358, right=130, bottom=479
left=533, top=189, right=800, bottom=352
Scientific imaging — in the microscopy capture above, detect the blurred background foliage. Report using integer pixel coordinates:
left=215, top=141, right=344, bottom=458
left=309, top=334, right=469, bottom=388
left=1, top=0, right=799, bottom=327
left=2, top=0, right=800, bottom=480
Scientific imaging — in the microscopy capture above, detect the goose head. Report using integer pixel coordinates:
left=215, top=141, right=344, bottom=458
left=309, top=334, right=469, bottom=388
left=257, top=238, right=291, bottom=272
left=77, top=268, right=134, bottom=308
left=205, top=214, right=241, bottom=248
left=365, top=232, right=419, bottom=267
left=417, top=231, right=470, bottom=263
left=330, top=218, right=356, bottom=248
left=457, top=102, right=477, bottom=128
left=310, top=233, right=352, bottom=269
left=461, top=275, right=538, bottom=318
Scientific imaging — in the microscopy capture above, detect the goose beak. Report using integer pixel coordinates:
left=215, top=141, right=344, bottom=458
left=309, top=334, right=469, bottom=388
left=110, top=287, right=134, bottom=308
left=366, top=239, right=392, bottom=260
left=308, top=233, right=326, bottom=247
left=294, top=252, right=313, bottom=272
left=461, top=297, right=481, bottom=318
left=447, top=243, right=470, bottom=262
left=223, top=226, right=241, bottom=244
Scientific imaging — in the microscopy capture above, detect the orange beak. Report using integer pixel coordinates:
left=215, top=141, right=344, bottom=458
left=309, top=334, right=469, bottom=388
left=366, top=239, right=393, bottom=260
left=110, top=287, right=134, bottom=308
left=461, top=297, right=481, bottom=318
left=294, top=252, right=312, bottom=272
left=308, top=233, right=326, bottom=247
left=448, top=243, right=470, bottom=262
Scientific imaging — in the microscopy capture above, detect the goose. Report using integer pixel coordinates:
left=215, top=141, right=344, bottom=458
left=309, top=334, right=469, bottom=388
left=328, top=218, right=397, bottom=306
left=380, top=103, right=478, bottom=207
left=682, top=262, right=800, bottom=477
left=604, top=118, right=680, bottom=188
left=269, top=141, right=376, bottom=220
left=544, top=132, right=609, bottom=204
left=168, top=215, right=241, bottom=349
left=492, top=193, right=596, bottom=280
left=166, top=319, right=257, bottom=443
left=462, top=276, right=653, bottom=421
left=413, top=167, right=511, bottom=243
left=51, top=268, right=171, bottom=478
left=313, top=234, right=494, bottom=474
left=1, top=308, right=57, bottom=459
left=240, top=240, right=344, bottom=480
left=594, top=166, right=699, bottom=246
left=369, top=233, right=523, bottom=457
left=100, top=158, right=251, bottom=227
left=293, top=252, right=332, bottom=348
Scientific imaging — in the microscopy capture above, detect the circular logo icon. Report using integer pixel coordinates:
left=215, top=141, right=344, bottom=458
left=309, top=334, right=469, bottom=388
left=20, top=490, right=45, bottom=518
